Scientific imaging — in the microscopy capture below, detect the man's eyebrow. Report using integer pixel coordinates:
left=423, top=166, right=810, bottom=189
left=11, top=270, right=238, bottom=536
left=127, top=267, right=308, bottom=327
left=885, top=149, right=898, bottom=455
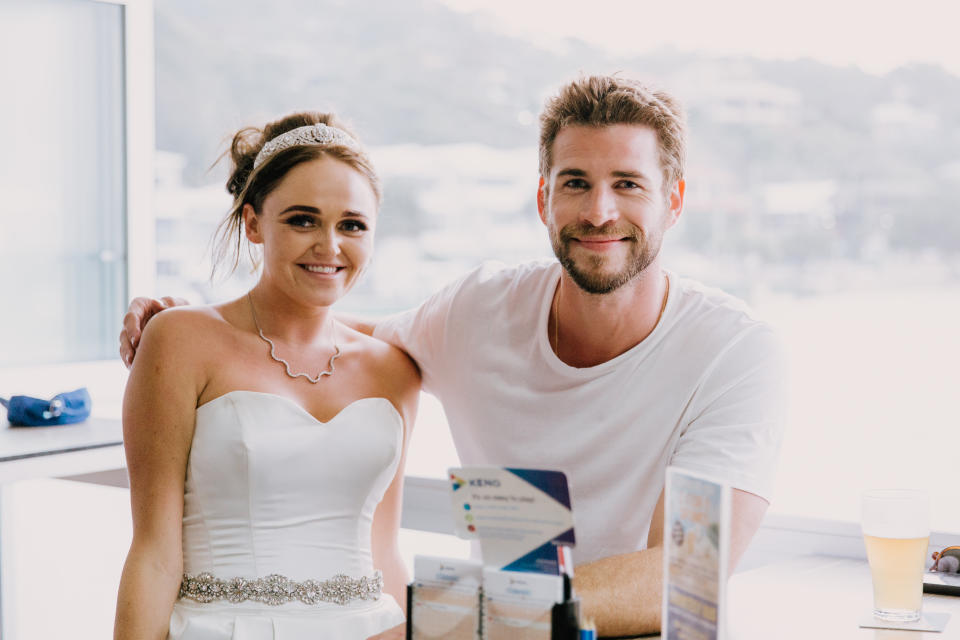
left=556, top=168, right=653, bottom=183
left=612, top=170, right=653, bottom=182
left=279, top=205, right=321, bottom=215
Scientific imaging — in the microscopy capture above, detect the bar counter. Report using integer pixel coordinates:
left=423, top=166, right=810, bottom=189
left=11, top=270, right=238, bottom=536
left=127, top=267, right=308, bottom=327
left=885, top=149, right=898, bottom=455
left=619, top=555, right=960, bottom=639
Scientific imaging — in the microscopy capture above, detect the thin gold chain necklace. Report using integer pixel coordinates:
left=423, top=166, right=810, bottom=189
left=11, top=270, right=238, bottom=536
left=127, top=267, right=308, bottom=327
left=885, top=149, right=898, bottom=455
left=553, top=272, right=670, bottom=360
left=247, top=292, right=341, bottom=383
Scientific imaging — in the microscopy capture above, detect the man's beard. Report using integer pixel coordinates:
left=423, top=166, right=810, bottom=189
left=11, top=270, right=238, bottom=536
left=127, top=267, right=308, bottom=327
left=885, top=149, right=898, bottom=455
left=550, top=222, right=663, bottom=294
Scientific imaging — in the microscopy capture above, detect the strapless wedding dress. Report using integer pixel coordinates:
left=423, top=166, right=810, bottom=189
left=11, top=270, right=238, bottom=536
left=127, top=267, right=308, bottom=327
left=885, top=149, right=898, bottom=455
left=168, top=390, right=406, bottom=639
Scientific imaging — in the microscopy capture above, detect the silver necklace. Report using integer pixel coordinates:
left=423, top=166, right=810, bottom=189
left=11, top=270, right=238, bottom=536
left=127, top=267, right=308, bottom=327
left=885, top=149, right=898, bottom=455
left=247, top=293, right=341, bottom=383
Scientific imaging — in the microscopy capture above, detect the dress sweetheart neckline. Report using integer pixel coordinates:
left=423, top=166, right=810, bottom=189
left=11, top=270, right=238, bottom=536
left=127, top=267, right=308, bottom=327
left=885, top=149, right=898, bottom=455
left=196, top=389, right=402, bottom=426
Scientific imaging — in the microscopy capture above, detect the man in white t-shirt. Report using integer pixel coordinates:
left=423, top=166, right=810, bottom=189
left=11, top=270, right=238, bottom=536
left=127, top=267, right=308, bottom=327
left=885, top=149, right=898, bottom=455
left=120, top=75, right=786, bottom=636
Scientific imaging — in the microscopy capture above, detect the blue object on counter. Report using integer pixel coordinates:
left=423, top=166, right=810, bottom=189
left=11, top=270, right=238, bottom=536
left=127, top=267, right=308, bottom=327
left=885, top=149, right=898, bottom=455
left=578, top=628, right=597, bottom=640
left=0, top=387, right=91, bottom=426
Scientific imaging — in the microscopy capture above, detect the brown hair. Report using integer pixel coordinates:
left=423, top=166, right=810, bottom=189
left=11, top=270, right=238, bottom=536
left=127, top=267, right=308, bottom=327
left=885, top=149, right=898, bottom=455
left=538, top=75, right=687, bottom=194
left=211, top=111, right=381, bottom=279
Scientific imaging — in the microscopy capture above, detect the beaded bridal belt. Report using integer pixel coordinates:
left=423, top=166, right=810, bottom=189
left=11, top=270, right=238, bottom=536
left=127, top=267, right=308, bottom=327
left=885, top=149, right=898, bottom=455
left=179, top=571, right=383, bottom=606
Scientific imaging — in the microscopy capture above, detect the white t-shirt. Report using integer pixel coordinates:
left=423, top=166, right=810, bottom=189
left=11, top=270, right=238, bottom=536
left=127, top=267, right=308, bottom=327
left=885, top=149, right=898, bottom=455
left=374, top=260, right=787, bottom=566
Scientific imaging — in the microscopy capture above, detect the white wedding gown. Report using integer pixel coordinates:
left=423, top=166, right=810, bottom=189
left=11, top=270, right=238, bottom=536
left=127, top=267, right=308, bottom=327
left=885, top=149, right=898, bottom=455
left=167, top=390, right=406, bottom=639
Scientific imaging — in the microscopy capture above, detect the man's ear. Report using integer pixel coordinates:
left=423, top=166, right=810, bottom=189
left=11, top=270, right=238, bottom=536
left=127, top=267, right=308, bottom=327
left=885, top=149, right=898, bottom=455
left=242, top=204, right=263, bottom=244
left=665, top=179, right=686, bottom=229
left=537, top=176, right=548, bottom=225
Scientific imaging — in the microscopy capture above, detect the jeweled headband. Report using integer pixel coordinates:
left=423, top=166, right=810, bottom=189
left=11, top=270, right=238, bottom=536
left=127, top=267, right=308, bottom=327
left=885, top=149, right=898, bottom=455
left=252, top=123, right=358, bottom=170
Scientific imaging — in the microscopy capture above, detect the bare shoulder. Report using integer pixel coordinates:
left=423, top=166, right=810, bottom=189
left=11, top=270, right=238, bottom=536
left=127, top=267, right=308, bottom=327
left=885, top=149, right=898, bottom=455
left=138, top=306, right=227, bottom=349
left=353, top=330, right=421, bottom=439
left=135, top=306, right=238, bottom=376
left=130, top=306, right=236, bottom=403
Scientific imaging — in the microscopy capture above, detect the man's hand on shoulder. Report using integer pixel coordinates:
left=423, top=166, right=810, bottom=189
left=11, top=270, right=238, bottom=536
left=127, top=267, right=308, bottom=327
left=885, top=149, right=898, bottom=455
left=120, top=296, right=190, bottom=368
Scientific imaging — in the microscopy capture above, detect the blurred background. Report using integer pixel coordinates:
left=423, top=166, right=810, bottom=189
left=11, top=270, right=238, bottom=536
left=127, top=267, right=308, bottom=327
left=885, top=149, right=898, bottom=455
left=1, top=0, right=959, bottom=636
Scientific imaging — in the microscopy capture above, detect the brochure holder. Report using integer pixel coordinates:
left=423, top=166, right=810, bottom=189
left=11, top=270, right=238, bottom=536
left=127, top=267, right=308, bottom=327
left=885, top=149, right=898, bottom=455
left=661, top=466, right=732, bottom=640
left=407, top=556, right=483, bottom=640
left=407, top=467, right=582, bottom=639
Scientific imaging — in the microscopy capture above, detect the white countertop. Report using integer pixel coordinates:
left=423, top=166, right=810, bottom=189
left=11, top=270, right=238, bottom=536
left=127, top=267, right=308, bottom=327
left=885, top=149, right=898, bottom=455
left=0, top=417, right=124, bottom=483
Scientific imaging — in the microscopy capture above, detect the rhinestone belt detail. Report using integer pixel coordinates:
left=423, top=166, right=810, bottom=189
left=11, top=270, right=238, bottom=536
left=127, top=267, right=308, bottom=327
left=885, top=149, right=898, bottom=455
left=179, top=571, right=383, bottom=606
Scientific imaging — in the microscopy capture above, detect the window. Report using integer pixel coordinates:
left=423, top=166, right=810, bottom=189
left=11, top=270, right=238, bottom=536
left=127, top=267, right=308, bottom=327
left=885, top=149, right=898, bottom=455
left=1, top=3, right=153, bottom=637
left=0, top=0, right=126, bottom=366
left=149, top=1, right=960, bottom=535
left=0, top=0, right=152, bottom=415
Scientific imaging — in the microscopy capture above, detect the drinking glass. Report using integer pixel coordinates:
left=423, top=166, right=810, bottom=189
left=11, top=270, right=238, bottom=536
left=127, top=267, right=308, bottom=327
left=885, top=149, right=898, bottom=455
left=861, top=490, right=930, bottom=622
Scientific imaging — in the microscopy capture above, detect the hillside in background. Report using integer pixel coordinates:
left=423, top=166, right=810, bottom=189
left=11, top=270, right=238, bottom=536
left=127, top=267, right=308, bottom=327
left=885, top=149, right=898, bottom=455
left=155, top=0, right=960, bottom=255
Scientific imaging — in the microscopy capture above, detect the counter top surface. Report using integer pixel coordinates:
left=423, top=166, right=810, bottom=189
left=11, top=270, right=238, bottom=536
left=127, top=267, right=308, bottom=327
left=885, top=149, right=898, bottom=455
left=1, top=417, right=122, bottom=462
left=627, top=554, right=960, bottom=639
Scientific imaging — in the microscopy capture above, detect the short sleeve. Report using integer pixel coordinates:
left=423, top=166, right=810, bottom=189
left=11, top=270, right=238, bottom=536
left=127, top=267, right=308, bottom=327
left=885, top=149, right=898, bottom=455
left=373, top=268, right=478, bottom=394
left=669, top=325, right=788, bottom=501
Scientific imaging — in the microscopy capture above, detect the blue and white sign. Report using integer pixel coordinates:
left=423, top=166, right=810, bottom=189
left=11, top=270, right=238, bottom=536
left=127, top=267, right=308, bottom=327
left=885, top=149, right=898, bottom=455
left=448, top=467, right=575, bottom=574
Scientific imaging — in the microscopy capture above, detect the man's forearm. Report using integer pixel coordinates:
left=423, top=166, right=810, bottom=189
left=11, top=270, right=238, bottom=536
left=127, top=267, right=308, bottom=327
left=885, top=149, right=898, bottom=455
left=572, top=545, right=663, bottom=637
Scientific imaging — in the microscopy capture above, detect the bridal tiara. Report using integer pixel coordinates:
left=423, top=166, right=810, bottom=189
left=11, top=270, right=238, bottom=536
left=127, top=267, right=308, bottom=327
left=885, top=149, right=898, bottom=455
left=253, top=123, right=359, bottom=170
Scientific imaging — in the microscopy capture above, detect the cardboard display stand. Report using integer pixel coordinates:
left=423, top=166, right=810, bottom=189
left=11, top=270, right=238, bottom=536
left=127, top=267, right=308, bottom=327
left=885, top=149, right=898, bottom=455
left=661, top=466, right=731, bottom=640
left=407, top=467, right=581, bottom=640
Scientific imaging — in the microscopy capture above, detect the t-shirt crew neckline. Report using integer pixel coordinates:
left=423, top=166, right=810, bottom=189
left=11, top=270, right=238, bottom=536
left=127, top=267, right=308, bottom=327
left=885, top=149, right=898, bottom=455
left=536, top=263, right=675, bottom=376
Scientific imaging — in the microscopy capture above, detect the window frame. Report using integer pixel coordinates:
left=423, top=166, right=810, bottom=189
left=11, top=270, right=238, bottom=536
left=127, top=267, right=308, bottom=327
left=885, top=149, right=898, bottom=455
left=0, top=0, right=154, bottom=389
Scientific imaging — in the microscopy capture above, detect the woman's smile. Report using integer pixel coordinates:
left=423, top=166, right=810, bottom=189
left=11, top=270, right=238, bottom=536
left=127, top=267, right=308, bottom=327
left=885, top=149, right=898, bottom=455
left=299, top=263, right=344, bottom=275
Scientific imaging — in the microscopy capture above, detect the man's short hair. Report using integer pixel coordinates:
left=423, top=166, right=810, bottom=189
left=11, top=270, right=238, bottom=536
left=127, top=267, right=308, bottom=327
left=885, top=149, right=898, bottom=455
left=538, top=75, right=687, bottom=193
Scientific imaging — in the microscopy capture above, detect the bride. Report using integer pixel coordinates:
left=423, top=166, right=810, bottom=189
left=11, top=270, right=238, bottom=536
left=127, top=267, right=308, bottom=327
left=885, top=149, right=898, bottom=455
left=113, top=113, right=418, bottom=639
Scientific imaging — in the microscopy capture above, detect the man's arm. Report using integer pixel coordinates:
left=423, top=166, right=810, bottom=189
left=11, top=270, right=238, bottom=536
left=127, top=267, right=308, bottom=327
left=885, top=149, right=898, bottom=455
left=573, top=488, right=767, bottom=637
left=336, top=312, right=379, bottom=338
left=579, top=321, right=784, bottom=635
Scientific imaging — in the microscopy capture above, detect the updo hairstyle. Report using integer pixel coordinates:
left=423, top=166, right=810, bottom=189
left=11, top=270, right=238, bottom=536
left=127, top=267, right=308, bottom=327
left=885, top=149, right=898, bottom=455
left=211, top=111, right=381, bottom=278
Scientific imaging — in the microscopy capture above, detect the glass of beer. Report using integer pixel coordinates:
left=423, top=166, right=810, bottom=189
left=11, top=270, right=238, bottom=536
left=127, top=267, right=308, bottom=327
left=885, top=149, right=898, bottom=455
left=861, top=490, right=930, bottom=622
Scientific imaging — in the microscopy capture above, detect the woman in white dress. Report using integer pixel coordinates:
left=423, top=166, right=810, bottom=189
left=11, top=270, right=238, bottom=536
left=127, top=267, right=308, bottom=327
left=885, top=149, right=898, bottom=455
left=113, top=113, right=419, bottom=639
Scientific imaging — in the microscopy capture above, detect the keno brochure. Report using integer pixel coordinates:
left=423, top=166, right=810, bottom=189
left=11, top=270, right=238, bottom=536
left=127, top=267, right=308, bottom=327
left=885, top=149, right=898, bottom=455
left=662, top=466, right=731, bottom=640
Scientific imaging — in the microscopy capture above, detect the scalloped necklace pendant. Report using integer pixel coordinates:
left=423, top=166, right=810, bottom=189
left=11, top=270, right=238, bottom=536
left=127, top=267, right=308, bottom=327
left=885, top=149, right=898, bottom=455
left=248, top=293, right=340, bottom=384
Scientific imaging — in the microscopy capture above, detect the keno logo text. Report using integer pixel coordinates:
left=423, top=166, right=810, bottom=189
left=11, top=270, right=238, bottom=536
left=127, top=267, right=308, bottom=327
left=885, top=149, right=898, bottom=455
left=469, top=478, right=501, bottom=488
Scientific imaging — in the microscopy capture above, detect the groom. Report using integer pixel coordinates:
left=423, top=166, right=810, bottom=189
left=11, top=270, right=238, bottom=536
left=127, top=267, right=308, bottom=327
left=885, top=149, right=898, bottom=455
left=120, top=75, right=786, bottom=636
